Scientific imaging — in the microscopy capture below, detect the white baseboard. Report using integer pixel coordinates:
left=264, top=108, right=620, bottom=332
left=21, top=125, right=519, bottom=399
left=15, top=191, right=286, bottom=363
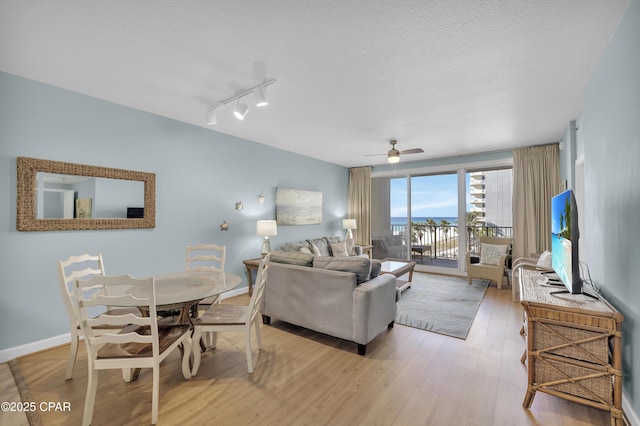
left=0, top=334, right=71, bottom=363
left=0, top=286, right=249, bottom=364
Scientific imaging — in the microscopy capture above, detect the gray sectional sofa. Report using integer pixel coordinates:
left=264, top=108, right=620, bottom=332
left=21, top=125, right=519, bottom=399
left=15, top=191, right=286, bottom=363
left=260, top=250, right=397, bottom=355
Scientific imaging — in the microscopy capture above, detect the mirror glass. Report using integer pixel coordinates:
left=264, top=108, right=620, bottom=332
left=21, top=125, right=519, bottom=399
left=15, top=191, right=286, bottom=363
left=37, top=173, right=144, bottom=219
left=17, top=157, right=155, bottom=231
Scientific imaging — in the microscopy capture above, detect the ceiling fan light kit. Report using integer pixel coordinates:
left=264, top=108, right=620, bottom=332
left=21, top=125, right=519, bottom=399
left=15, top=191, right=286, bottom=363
left=206, top=79, right=275, bottom=124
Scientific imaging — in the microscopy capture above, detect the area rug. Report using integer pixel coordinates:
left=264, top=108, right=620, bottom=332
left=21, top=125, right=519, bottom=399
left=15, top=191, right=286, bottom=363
left=395, top=273, right=489, bottom=339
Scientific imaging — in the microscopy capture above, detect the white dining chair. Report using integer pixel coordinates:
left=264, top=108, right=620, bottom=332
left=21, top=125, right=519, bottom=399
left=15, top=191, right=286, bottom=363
left=74, top=274, right=192, bottom=426
left=57, top=253, right=139, bottom=380
left=186, top=243, right=227, bottom=347
left=186, top=243, right=226, bottom=306
left=191, top=254, right=270, bottom=375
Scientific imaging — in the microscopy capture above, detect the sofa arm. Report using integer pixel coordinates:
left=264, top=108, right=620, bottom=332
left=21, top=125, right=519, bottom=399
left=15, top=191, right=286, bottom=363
left=352, top=274, right=397, bottom=346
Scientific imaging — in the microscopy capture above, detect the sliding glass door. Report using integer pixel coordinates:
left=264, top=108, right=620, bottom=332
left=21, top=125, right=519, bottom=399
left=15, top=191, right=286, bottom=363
left=371, top=165, right=513, bottom=275
left=409, top=173, right=459, bottom=270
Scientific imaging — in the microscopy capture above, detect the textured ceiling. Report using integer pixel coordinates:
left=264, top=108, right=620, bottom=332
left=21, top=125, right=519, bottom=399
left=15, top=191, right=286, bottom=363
left=0, top=1, right=629, bottom=167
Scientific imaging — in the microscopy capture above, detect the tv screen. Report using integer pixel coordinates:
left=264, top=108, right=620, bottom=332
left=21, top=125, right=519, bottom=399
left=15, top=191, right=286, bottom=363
left=551, top=189, right=582, bottom=294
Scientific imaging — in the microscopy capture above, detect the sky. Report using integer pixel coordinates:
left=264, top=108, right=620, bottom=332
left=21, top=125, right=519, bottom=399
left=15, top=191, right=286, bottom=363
left=390, top=173, right=472, bottom=218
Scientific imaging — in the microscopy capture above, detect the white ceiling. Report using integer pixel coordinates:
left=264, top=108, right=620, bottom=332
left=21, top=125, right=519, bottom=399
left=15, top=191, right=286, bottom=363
left=0, top=1, right=629, bottom=167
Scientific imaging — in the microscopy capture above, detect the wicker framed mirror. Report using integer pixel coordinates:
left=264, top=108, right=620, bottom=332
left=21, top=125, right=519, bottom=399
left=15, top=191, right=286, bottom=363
left=17, top=157, right=156, bottom=231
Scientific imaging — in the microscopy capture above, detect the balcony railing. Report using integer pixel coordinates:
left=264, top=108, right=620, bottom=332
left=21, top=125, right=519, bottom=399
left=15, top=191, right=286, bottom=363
left=389, top=223, right=512, bottom=261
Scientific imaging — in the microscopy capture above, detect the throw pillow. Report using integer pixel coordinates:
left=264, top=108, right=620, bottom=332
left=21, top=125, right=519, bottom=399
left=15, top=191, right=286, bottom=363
left=307, top=238, right=331, bottom=256
left=537, top=250, right=552, bottom=268
left=313, top=256, right=371, bottom=284
left=299, top=246, right=313, bottom=255
left=480, top=243, right=508, bottom=265
left=344, top=238, right=356, bottom=256
left=330, top=241, right=348, bottom=257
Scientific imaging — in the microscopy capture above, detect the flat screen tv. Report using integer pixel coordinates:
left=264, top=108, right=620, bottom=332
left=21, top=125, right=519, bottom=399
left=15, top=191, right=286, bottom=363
left=550, top=189, right=582, bottom=294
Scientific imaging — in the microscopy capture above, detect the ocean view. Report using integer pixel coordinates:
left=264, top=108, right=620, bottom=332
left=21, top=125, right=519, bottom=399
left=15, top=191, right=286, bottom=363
left=391, top=217, right=458, bottom=226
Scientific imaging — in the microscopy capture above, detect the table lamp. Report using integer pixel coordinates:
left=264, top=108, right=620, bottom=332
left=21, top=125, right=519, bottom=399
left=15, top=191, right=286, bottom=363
left=257, top=220, right=277, bottom=256
left=342, top=218, right=357, bottom=241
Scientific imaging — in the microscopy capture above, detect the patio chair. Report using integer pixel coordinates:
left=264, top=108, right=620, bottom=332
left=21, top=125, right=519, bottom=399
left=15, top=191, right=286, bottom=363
left=466, top=236, right=512, bottom=289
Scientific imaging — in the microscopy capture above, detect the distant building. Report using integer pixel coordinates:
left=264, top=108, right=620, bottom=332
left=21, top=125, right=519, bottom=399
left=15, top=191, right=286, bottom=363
left=469, top=169, right=512, bottom=228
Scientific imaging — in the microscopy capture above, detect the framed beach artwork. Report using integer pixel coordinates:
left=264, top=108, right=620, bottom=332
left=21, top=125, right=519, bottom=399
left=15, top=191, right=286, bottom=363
left=276, top=187, right=322, bottom=225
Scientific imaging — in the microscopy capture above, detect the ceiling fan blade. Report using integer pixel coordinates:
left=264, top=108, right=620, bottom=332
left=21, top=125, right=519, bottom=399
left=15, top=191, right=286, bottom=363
left=399, top=148, right=424, bottom=155
left=364, top=153, right=387, bottom=156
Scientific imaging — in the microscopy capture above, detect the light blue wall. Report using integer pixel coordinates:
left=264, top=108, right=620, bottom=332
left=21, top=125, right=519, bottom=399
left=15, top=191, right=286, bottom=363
left=0, top=71, right=348, bottom=350
left=574, top=0, right=640, bottom=412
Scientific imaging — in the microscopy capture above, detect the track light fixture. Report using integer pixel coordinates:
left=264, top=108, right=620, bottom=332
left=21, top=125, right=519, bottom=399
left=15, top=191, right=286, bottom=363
left=206, top=79, right=275, bottom=125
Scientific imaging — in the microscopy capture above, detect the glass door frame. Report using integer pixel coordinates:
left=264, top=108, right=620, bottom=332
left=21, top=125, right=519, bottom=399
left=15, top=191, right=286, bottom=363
left=371, top=157, right=513, bottom=276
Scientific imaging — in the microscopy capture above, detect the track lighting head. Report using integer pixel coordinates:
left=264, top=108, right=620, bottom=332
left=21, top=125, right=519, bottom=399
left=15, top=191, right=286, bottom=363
left=234, top=102, right=249, bottom=120
left=254, top=85, right=268, bottom=107
left=206, top=107, right=217, bottom=125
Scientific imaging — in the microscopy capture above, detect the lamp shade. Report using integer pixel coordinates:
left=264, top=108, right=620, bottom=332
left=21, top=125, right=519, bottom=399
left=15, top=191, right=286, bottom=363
left=257, top=220, right=277, bottom=237
left=342, top=219, right=357, bottom=230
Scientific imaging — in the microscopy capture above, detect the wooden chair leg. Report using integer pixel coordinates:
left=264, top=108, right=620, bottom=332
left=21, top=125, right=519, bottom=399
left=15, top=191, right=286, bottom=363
left=245, top=331, right=254, bottom=373
left=65, top=333, right=79, bottom=380
left=83, top=368, right=99, bottom=426
left=151, top=366, right=159, bottom=425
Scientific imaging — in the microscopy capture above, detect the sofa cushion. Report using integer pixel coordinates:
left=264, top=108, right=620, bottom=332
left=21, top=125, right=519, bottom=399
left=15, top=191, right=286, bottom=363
left=370, top=259, right=382, bottom=279
left=313, top=256, right=371, bottom=284
left=330, top=241, right=349, bottom=257
left=270, top=250, right=315, bottom=267
left=307, top=237, right=332, bottom=256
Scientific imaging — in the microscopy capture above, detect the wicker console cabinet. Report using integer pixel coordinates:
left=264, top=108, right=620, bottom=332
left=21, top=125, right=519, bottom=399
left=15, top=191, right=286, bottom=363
left=519, top=268, right=624, bottom=425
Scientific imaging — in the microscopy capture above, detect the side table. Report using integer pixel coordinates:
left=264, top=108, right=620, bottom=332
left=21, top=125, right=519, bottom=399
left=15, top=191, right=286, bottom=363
left=242, top=257, right=262, bottom=296
left=359, top=244, right=373, bottom=258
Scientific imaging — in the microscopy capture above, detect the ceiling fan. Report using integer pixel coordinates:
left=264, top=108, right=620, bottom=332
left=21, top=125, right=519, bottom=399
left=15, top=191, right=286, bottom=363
left=366, top=139, right=424, bottom=163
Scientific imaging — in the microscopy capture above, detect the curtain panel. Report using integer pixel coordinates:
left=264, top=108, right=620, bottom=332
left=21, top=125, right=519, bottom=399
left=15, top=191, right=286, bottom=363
left=512, top=144, right=560, bottom=260
left=347, top=167, right=371, bottom=245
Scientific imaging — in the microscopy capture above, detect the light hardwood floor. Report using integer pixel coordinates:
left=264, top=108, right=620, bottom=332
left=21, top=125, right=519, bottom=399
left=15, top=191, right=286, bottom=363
left=7, top=275, right=614, bottom=425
